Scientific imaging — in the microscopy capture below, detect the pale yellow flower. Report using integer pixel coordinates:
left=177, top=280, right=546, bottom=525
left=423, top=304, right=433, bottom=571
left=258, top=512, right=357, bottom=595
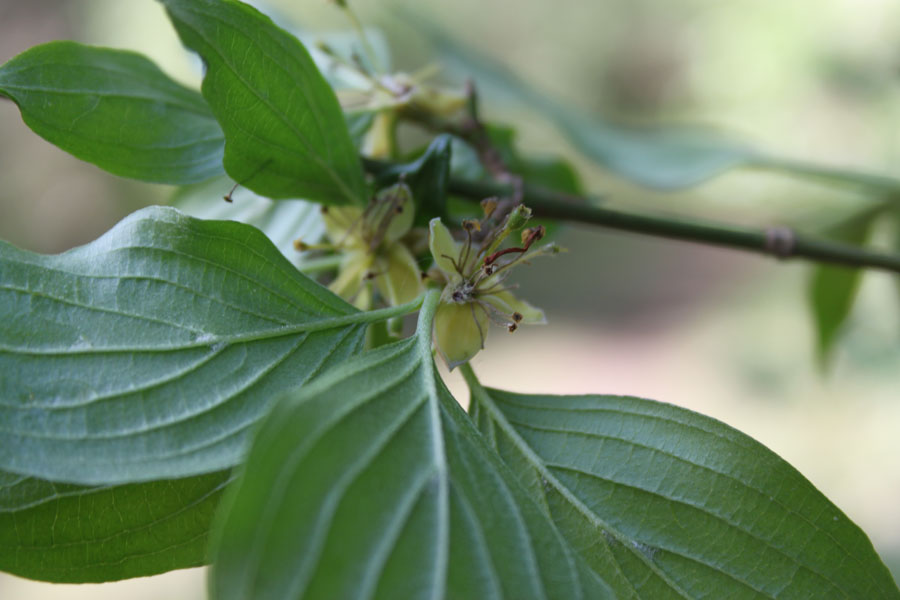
left=321, top=183, right=423, bottom=309
left=428, top=212, right=551, bottom=369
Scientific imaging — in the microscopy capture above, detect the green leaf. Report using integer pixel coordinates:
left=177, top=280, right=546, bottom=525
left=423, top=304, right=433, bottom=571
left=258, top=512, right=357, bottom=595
left=160, top=0, right=367, bottom=205
left=0, top=205, right=377, bottom=486
left=808, top=209, right=882, bottom=367
left=171, top=177, right=326, bottom=270
left=555, top=119, right=755, bottom=191
left=209, top=290, right=613, bottom=599
left=0, top=41, right=224, bottom=185
left=420, top=20, right=900, bottom=193
left=366, top=135, right=454, bottom=225
left=487, top=125, right=584, bottom=195
left=0, top=468, right=231, bottom=583
left=465, top=378, right=900, bottom=599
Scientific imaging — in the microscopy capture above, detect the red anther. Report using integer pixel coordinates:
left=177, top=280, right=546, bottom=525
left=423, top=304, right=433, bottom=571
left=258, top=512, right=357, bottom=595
left=521, top=225, right=545, bottom=247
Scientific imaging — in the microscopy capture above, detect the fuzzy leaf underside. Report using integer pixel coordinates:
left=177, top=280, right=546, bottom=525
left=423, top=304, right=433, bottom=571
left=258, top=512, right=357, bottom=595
left=468, top=386, right=900, bottom=599
left=0, top=468, right=232, bottom=583
left=210, top=294, right=613, bottom=600
left=0, top=206, right=366, bottom=485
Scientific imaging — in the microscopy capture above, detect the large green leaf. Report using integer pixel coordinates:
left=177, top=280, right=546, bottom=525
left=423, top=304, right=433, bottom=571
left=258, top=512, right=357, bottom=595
left=160, top=0, right=367, bottom=205
left=421, top=20, right=900, bottom=193
left=171, top=177, right=326, bottom=269
left=209, top=289, right=613, bottom=599
left=0, top=468, right=231, bottom=583
left=0, top=206, right=381, bottom=485
left=808, top=208, right=883, bottom=367
left=0, top=41, right=224, bottom=184
left=465, top=377, right=900, bottom=599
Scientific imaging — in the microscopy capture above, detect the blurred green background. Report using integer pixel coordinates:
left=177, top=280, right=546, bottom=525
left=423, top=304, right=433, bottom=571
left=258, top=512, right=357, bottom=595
left=1, top=0, right=899, bottom=596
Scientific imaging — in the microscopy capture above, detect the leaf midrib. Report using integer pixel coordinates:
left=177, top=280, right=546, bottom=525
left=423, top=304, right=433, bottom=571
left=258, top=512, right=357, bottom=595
left=0, top=299, right=408, bottom=354
left=414, top=288, right=449, bottom=600
left=237, top=350, right=425, bottom=599
left=443, top=407, right=553, bottom=600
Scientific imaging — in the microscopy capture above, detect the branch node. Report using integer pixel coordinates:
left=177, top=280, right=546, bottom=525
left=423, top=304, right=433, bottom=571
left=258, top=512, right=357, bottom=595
left=764, top=226, right=796, bottom=259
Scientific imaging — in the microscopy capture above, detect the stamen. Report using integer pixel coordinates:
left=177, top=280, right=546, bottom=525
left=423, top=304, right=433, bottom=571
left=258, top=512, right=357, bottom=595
left=293, top=239, right=335, bottom=252
left=223, top=159, right=273, bottom=202
left=470, top=303, right=486, bottom=349
left=460, top=223, right=475, bottom=275
left=473, top=269, right=511, bottom=292
left=476, top=283, right=518, bottom=296
left=462, top=219, right=481, bottom=232
left=368, top=194, right=401, bottom=250
left=481, top=197, right=498, bottom=218
left=441, top=253, right=464, bottom=275
left=477, top=299, right=511, bottom=326
left=484, top=245, right=527, bottom=266
left=223, top=180, right=239, bottom=203
left=521, top=225, right=545, bottom=245
left=483, top=225, right=547, bottom=266
left=335, top=215, right=364, bottom=249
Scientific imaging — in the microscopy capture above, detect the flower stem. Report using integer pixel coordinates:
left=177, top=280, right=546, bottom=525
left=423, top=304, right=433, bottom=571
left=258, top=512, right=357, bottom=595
left=415, top=287, right=443, bottom=353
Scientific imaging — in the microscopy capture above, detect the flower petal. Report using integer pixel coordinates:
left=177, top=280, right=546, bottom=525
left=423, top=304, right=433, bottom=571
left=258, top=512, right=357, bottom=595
left=377, top=183, right=414, bottom=245
left=373, top=244, right=424, bottom=306
left=323, top=206, right=364, bottom=249
left=328, top=251, right=372, bottom=309
left=433, top=301, right=489, bottom=370
left=428, top=217, right=463, bottom=280
left=481, top=290, right=546, bottom=324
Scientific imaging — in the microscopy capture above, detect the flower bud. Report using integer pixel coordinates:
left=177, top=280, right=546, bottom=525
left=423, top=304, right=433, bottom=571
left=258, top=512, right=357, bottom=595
left=505, top=205, right=533, bottom=231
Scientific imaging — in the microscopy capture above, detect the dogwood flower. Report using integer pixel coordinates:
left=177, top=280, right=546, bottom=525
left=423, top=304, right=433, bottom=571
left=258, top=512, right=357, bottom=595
left=428, top=206, right=555, bottom=369
left=317, top=183, right=424, bottom=309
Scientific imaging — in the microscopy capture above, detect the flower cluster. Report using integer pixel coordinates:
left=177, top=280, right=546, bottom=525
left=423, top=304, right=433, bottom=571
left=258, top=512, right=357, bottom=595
left=428, top=203, right=559, bottom=369
left=313, top=182, right=424, bottom=309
